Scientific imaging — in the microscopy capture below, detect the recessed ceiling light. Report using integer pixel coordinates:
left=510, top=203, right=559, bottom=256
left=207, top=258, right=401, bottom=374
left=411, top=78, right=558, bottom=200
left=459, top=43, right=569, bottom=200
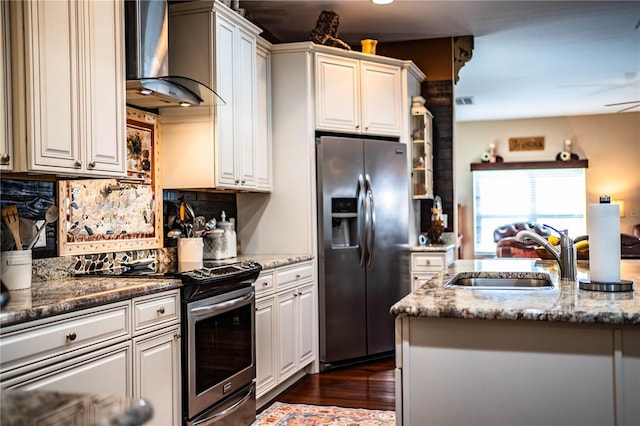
left=372, top=0, right=394, bottom=4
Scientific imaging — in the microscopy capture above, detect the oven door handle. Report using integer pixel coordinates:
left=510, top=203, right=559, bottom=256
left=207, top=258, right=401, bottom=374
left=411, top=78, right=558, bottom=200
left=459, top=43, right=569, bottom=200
left=190, top=292, right=253, bottom=317
left=193, top=384, right=254, bottom=424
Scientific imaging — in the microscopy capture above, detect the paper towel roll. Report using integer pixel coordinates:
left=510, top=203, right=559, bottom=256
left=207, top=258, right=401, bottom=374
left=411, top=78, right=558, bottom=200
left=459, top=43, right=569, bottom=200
left=588, top=203, right=620, bottom=283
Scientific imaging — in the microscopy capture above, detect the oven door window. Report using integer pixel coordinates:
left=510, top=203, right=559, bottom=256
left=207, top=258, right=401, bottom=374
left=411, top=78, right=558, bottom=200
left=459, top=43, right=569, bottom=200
left=195, top=303, right=253, bottom=394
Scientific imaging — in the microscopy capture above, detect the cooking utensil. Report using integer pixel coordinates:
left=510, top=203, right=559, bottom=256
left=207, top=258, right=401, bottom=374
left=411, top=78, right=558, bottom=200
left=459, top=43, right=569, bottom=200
left=167, top=229, right=182, bottom=238
left=26, top=206, right=59, bottom=250
left=1, top=205, right=22, bottom=250
left=1, top=218, right=36, bottom=250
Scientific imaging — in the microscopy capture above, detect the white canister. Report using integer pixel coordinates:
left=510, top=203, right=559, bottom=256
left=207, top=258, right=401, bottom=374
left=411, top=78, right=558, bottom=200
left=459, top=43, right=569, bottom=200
left=177, top=238, right=204, bottom=272
left=1, top=250, right=33, bottom=290
left=203, top=229, right=225, bottom=260
left=218, top=221, right=236, bottom=258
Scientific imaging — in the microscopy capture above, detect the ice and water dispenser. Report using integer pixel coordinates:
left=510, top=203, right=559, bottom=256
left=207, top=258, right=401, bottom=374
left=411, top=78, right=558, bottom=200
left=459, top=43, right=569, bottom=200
left=331, top=198, right=358, bottom=247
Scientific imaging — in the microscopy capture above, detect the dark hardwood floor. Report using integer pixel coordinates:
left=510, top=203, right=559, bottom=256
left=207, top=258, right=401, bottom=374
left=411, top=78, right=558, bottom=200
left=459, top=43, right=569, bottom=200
left=271, top=356, right=396, bottom=411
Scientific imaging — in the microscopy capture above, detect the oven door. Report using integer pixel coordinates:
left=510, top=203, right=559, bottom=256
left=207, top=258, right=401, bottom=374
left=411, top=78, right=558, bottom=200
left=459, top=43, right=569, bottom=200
left=185, top=285, right=255, bottom=420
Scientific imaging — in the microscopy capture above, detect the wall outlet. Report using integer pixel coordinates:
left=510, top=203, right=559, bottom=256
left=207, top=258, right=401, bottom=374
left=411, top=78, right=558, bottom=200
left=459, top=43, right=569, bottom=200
left=33, top=220, right=47, bottom=248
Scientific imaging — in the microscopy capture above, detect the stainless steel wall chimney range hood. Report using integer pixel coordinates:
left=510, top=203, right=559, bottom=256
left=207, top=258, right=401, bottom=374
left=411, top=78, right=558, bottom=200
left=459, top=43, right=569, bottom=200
left=125, top=0, right=224, bottom=109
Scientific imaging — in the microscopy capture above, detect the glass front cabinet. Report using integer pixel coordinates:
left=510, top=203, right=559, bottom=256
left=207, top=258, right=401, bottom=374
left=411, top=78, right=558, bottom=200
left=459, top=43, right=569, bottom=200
left=410, top=96, right=433, bottom=199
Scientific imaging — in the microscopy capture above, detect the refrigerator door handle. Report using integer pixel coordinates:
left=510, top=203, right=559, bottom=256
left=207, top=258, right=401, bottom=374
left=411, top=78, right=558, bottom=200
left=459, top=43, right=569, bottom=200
left=357, top=174, right=367, bottom=268
left=365, top=174, right=376, bottom=267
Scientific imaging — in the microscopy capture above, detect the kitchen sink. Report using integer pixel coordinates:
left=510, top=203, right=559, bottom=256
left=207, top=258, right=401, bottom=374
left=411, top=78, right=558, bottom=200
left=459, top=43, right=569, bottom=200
left=444, top=273, right=554, bottom=290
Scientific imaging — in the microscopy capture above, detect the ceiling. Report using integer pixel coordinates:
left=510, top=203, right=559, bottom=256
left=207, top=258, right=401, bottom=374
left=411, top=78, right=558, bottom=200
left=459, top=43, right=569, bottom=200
left=239, top=0, right=640, bottom=122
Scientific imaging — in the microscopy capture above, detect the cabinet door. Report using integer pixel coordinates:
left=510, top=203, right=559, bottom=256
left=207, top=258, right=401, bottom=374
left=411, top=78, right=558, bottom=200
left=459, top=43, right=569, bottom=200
left=83, top=0, right=125, bottom=175
left=276, top=288, right=297, bottom=381
left=360, top=61, right=402, bottom=136
left=23, top=0, right=81, bottom=172
left=255, top=295, right=277, bottom=397
left=621, top=329, right=640, bottom=425
left=8, top=342, right=131, bottom=397
left=0, top=2, right=12, bottom=171
left=296, top=282, right=315, bottom=367
left=215, top=13, right=238, bottom=188
left=133, top=326, right=181, bottom=426
left=315, top=54, right=360, bottom=133
left=255, top=41, right=272, bottom=191
left=236, top=26, right=257, bottom=189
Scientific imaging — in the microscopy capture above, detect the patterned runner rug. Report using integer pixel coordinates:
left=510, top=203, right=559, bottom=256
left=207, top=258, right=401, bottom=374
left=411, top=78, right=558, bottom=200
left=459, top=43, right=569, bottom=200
left=253, top=401, right=396, bottom=425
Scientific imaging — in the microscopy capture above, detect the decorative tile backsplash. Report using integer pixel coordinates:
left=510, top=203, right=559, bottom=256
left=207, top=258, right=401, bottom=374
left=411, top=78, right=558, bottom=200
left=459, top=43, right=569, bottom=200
left=61, top=179, right=155, bottom=241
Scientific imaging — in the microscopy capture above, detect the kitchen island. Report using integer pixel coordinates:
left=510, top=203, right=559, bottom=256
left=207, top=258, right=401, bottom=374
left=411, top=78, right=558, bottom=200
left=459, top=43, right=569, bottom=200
left=391, top=259, right=640, bottom=426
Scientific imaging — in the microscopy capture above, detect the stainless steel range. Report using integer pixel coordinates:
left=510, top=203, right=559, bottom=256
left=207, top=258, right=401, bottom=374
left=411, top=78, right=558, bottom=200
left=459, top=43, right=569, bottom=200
left=177, top=261, right=261, bottom=426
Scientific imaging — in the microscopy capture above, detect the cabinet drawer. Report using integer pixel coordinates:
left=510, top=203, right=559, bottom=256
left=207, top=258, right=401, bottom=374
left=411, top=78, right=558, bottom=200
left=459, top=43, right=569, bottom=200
left=276, top=262, right=313, bottom=289
left=1, top=302, right=131, bottom=373
left=411, top=253, right=446, bottom=271
left=133, top=290, right=180, bottom=335
left=254, top=270, right=275, bottom=296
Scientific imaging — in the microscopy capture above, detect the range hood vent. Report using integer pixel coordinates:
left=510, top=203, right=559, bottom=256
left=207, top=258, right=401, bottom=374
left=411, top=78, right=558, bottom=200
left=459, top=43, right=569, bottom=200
left=125, top=0, right=224, bottom=109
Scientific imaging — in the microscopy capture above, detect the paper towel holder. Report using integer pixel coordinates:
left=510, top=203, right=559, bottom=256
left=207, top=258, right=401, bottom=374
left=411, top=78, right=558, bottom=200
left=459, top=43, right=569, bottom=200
left=578, top=279, right=633, bottom=292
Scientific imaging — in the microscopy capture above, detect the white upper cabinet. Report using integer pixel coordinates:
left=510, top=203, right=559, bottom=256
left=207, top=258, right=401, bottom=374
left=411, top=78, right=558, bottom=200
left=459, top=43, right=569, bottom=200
left=9, top=0, right=125, bottom=177
left=316, top=53, right=402, bottom=137
left=0, top=2, right=12, bottom=171
left=162, top=1, right=269, bottom=191
left=255, top=37, right=273, bottom=191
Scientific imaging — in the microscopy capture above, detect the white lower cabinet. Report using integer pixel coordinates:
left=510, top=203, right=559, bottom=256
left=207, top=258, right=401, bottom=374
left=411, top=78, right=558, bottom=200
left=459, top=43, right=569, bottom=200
left=621, top=329, right=640, bottom=425
left=133, top=325, right=181, bottom=426
left=5, top=342, right=131, bottom=396
left=254, top=261, right=317, bottom=404
left=0, top=289, right=181, bottom=424
left=255, top=294, right=277, bottom=396
left=397, top=317, right=638, bottom=426
left=410, top=248, right=454, bottom=291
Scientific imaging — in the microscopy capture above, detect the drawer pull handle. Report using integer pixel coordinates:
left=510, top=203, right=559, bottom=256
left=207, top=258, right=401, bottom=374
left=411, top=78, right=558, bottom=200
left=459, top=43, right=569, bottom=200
left=263, top=282, right=269, bottom=287
left=157, top=307, right=166, bottom=315
left=66, top=332, right=77, bottom=341
left=295, top=274, right=301, bottom=279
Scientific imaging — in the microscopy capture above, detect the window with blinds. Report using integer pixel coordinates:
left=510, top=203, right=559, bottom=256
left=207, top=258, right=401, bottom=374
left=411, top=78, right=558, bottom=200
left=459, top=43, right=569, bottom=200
left=473, top=168, right=586, bottom=256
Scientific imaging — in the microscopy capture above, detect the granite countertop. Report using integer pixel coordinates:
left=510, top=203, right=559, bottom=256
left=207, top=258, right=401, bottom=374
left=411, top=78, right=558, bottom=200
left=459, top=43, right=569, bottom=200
left=391, top=258, right=640, bottom=325
left=410, top=243, right=455, bottom=252
left=236, top=253, right=314, bottom=270
left=0, top=277, right=182, bottom=328
left=0, top=254, right=313, bottom=328
left=1, top=388, right=153, bottom=425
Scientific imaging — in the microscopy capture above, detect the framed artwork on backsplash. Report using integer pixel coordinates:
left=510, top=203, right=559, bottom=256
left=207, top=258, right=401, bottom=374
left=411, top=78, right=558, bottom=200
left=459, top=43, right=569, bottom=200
left=58, top=108, right=163, bottom=255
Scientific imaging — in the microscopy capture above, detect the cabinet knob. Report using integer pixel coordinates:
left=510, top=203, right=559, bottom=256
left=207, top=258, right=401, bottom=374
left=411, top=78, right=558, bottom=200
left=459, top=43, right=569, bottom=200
left=293, top=292, right=298, bottom=297
left=414, top=276, right=419, bottom=280
left=88, top=161, right=96, bottom=168
left=355, top=124, right=360, bottom=129
left=66, top=331, right=77, bottom=341
left=235, top=179, right=240, bottom=184
left=0, top=154, right=9, bottom=164
left=295, top=274, right=301, bottom=279
left=174, top=333, right=181, bottom=340
left=157, top=306, right=166, bottom=315
left=74, top=160, right=82, bottom=168
left=263, top=282, right=269, bottom=287
left=241, top=180, right=246, bottom=185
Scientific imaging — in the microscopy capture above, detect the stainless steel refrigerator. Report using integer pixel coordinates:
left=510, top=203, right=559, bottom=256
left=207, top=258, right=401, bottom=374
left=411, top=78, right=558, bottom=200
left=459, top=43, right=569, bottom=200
left=316, top=135, right=410, bottom=370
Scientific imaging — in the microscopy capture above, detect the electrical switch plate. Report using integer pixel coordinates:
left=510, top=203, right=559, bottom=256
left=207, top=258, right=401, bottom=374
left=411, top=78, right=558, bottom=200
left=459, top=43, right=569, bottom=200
left=34, top=220, right=47, bottom=248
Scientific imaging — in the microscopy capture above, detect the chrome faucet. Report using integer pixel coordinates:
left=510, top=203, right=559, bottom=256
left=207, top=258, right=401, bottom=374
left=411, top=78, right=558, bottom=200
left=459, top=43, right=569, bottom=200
left=514, top=226, right=577, bottom=280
